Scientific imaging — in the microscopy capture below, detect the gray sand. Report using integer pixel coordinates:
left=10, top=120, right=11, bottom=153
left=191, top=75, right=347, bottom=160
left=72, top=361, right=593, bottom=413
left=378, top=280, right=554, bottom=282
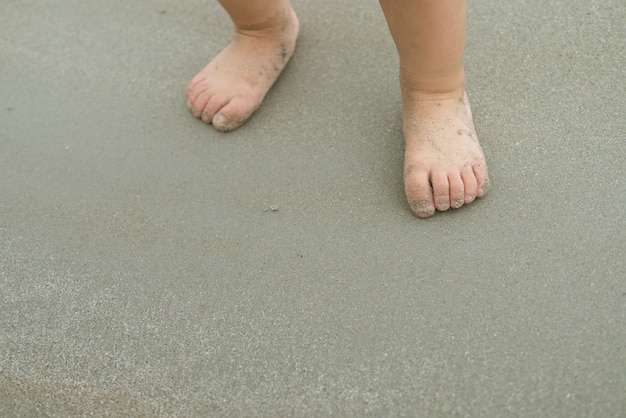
left=1, top=0, right=625, bottom=416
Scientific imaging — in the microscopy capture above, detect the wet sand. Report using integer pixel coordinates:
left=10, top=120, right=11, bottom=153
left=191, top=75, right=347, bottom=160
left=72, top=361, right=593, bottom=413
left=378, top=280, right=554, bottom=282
left=1, top=0, right=625, bottom=415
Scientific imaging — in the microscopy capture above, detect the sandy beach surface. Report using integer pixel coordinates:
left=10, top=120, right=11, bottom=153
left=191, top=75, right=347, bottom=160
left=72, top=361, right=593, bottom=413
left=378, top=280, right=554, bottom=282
left=1, top=0, right=625, bottom=416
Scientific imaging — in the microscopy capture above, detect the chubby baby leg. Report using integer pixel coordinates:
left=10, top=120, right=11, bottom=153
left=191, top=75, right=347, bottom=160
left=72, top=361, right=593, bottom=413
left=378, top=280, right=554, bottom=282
left=379, top=0, right=489, bottom=217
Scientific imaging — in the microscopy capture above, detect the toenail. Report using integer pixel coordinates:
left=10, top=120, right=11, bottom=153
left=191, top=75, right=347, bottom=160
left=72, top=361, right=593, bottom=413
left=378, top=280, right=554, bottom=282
left=465, top=195, right=475, bottom=203
left=213, top=112, right=223, bottom=121
left=453, top=199, right=464, bottom=208
left=409, top=200, right=435, bottom=216
left=213, top=113, right=228, bottom=129
left=435, top=199, right=450, bottom=211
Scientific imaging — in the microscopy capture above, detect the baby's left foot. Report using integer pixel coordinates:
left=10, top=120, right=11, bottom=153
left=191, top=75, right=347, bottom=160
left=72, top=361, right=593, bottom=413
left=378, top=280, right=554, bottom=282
left=402, top=88, right=489, bottom=218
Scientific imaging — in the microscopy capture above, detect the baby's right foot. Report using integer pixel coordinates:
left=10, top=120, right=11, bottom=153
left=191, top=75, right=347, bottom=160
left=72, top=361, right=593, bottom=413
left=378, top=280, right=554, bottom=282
left=187, top=6, right=299, bottom=132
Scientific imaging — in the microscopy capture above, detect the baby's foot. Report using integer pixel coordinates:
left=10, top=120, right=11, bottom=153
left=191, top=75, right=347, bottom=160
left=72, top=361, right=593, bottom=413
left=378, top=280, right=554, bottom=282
left=402, top=88, right=489, bottom=218
left=187, top=6, right=299, bottom=132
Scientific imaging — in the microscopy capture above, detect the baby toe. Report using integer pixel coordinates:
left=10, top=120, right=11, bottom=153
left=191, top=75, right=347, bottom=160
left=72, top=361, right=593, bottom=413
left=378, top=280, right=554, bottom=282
left=473, top=164, right=490, bottom=197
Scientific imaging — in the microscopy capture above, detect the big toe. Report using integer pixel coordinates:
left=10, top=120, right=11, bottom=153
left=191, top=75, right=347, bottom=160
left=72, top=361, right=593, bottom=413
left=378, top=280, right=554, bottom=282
left=211, top=97, right=258, bottom=132
left=405, top=168, right=436, bottom=218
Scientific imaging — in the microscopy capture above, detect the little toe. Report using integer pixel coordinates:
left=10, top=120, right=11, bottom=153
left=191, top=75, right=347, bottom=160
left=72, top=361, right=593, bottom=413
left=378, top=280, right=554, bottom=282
left=187, top=80, right=207, bottom=105
left=405, top=169, right=435, bottom=218
left=187, top=74, right=208, bottom=95
left=473, top=164, right=490, bottom=197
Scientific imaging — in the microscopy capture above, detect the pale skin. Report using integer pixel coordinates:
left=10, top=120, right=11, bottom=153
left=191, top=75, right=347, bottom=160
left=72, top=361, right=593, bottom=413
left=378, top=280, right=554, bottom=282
left=186, top=0, right=489, bottom=218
